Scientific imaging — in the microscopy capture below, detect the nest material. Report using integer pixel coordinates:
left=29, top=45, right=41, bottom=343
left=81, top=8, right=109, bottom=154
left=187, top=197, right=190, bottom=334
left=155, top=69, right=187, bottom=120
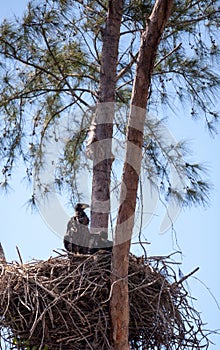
left=0, top=252, right=210, bottom=350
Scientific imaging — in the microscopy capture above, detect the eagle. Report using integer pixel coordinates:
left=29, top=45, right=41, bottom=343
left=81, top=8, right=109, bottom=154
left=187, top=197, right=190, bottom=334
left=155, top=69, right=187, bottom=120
left=89, top=231, right=113, bottom=254
left=64, top=203, right=90, bottom=255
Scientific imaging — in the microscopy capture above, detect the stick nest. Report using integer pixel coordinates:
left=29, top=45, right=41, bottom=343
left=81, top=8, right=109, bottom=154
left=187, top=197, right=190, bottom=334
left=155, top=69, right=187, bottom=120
left=0, top=252, right=210, bottom=349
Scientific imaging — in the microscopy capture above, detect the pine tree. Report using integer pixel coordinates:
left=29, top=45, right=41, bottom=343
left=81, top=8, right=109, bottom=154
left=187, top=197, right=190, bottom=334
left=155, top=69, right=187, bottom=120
left=0, top=0, right=219, bottom=348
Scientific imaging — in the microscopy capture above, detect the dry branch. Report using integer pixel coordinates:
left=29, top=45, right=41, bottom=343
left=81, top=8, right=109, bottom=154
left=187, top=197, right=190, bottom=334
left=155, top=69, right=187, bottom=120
left=0, top=252, right=210, bottom=350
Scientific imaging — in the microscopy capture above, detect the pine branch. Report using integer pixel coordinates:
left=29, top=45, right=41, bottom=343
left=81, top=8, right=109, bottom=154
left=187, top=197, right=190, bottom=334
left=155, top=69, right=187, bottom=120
left=116, top=52, right=138, bottom=81
left=154, top=42, right=182, bottom=68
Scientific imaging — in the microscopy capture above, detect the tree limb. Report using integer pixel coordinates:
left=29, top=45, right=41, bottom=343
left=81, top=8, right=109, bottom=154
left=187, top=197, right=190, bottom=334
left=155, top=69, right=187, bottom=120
left=116, top=52, right=138, bottom=82
left=154, top=42, right=182, bottom=68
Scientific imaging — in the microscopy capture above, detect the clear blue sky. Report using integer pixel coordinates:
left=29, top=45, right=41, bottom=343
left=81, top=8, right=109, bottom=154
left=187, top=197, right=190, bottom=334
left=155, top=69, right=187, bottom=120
left=0, top=1, right=220, bottom=348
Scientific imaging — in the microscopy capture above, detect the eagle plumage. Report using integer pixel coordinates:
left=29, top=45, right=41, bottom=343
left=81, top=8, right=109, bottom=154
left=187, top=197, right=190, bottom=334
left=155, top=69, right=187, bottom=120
left=64, top=203, right=90, bottom=255
left=89, top=231, right=113, bottom=254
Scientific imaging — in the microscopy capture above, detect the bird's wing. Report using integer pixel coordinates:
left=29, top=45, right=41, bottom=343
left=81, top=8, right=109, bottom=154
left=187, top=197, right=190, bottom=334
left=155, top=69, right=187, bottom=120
left=79, top=225, right=90, bottom=248
left=65, top=218, right=90, bottom=248
left=65, top=218, right=80, bottom=243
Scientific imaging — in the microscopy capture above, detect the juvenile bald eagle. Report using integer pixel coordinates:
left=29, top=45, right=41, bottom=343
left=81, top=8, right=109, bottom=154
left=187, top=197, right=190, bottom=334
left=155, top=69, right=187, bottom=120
left=89, top=231, right=113, bottom=254
left=64, top=203, right=90, bottom=255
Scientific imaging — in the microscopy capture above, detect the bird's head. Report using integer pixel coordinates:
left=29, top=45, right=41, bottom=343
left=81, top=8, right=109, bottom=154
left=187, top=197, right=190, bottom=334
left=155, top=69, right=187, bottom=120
left=99, top=231, right=108, bottom=240
left=75, top=203, right=90, bottom=211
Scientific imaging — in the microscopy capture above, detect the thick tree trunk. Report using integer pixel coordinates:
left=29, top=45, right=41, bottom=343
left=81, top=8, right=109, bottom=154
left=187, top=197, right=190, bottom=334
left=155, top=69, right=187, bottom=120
left=90, top=0, right=124, bottom=233
left=110, top=1, right=173, bottom=349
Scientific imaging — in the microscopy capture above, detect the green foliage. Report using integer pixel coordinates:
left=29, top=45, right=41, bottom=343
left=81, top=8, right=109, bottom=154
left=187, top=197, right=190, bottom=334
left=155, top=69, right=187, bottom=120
left=141, top=116, right=211, bottom=207
left=0, top=0, right=219, bottom=207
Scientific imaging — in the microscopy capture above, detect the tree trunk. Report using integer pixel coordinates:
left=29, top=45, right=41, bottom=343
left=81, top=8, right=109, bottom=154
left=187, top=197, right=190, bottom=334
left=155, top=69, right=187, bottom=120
left=110, top=1, right=173, bottom=349
left=90, top=0, right=124, bottom=233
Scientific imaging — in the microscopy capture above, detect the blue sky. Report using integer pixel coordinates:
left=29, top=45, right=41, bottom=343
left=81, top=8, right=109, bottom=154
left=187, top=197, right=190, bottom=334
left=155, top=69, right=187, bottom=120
left=0, top=0, right=220, bottom=348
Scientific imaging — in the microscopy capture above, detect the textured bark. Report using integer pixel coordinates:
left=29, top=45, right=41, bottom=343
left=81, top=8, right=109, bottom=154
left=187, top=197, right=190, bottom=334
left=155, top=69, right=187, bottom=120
left=110, top=1, right=174, bottom=349
left=90, top=0, right=124, bottom=233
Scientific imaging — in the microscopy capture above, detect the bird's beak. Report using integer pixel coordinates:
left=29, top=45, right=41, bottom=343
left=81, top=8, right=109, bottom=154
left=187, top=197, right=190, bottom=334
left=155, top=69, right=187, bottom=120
left=81, top=203, right=90, bottom=209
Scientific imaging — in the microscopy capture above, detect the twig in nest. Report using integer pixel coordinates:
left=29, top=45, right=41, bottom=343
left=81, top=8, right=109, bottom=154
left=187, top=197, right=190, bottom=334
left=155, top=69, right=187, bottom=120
left=175, top=266, right=200, bottom=285
left=16, top=246, right=23, bottom=264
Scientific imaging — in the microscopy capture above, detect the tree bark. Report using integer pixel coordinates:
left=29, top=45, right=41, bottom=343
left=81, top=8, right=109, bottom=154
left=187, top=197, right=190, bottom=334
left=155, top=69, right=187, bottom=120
left=110, top=1, right=173, bottom=349
left=90, top=0, right=124, bottom=233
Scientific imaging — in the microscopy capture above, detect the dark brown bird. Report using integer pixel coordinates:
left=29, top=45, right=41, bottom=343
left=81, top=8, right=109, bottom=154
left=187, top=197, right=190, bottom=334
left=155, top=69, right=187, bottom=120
left=64, top=203, right=90, bottom=255
left=89, top=231, right=113, bottom=254
left=73, top=203, right=90, bottom=226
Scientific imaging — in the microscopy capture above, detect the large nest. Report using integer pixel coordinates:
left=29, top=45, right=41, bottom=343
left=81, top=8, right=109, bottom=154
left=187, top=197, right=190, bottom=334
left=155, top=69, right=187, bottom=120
left=0, top=252, right=210, bottom=350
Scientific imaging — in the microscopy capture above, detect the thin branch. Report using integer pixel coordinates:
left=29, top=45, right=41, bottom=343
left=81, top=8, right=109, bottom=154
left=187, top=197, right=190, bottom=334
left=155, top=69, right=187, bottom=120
left=39, top=101, right=77, bottom=148
left=116, top=52, right=138, bottom=81
left=193, top=276, right=220, bottom=311
left=116, top=78, right=133, bottom=91
left=77, top=26, right=100, bottom=63
left=0, top=43, right=60, bottom=82
left=154, top=43, right=182, bottom=68
left=95, top=0, right=108, bottom=11
left=138, top=176, right=148, bottom=260
left=16, top=246, right=23, bottom=265
left=93, top=33, right=102, bottom=65
left=41, top=27, right=91, bottom=108
left=174, top=266, right=200, bottom=286
left=120, top=28, right=142, bottom=36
